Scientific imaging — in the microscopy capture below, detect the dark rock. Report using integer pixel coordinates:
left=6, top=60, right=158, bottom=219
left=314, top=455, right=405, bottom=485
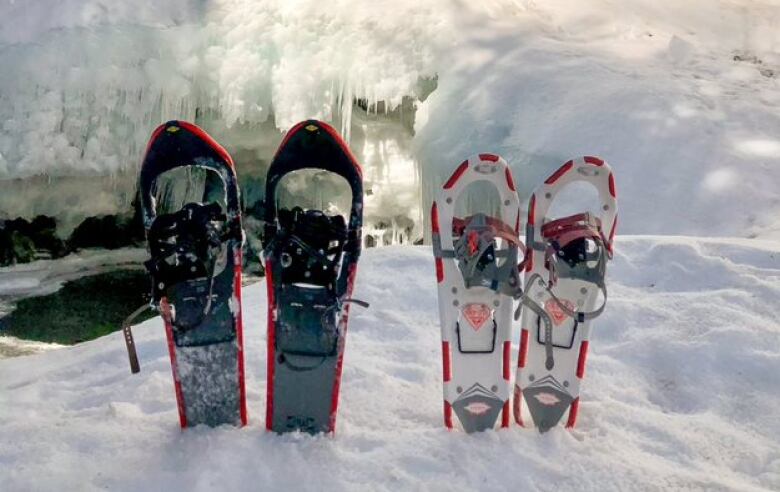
left=68, top=213, right=144, bottom=251
left=0, top=215, right=66, bottom=265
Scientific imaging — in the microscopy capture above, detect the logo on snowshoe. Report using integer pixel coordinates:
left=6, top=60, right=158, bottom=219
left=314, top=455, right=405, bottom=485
left=544, top=298, right=575, bottom=326
left=305, top=124, right=319, bottom=132
left=166, top=126, right=180, bottom=133
left=463, top=402, right=492, bottom=415
left=462, top=303, right=491, bottom=331
left=533, top=392, right=561, bottom=406
left=474, top=163, right=499, bottom=175
left=577, top=166, right=598, bottom=176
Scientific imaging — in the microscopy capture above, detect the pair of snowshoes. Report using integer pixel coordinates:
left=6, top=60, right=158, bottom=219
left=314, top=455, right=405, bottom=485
left=432, top=154, right=617, bottom=433
left=123, top=120, right=364, bottom=433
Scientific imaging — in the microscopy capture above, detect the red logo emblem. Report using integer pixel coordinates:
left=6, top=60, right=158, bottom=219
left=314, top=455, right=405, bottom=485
left=464, top=402, right=491, bottom=415
left=544, top=298, right=576, bottom=326
left=467, top=231, right=479, bottom=255
left=533, top=392, right=560, bottom=406
left=462, top=303, right=491, bottom=331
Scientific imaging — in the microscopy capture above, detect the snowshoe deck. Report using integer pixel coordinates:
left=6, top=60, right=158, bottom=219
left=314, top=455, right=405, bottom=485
left=432, top=154, right=521, bottom=432
left=138, top=121, right=246, bottom=428
left=264, top=120, right=363, bottom=434
left=514, top=156, right=617, bottom=432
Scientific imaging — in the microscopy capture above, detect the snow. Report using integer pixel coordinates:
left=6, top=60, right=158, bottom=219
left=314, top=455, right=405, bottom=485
left=1, top=240, right=779, bottom=491
left=0, top=336, right=63, bottom=359
left=414, top=1, right=780, bottom=240
left=0, top=248, right=147, bottom=299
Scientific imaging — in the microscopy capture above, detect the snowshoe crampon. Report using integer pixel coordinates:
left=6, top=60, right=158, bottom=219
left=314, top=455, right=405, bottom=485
left=514, top=156, right=617, bottom=432
left=263, top=120, right=364, bottom=434
left=133, top=121, right=246, bottom=428
left=432, top=154, right=522, bottom=432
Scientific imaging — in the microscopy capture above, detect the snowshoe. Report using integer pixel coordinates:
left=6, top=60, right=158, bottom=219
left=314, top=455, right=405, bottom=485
left=514, top=156, right=617, bottom=432
left=432, top=154, right=522, bottom=432
left=263, top=120, right=365, bottom=434
left=125, top=121, right=246, bottom=428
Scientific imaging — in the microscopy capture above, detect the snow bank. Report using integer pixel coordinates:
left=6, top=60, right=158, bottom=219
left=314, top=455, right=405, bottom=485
left=0, top=248, right=147, bottom=298
left=415, top=1, right=780, bottom=240
left=1, top=238, right=778, bottom=490
left=0, top=336, right=62, bottom=359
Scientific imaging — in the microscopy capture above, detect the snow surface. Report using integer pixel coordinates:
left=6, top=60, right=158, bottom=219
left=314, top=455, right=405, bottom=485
left=0, top=335, right=62, bottom=359
left=0, top=248, right=147, bottom=299
left=1, top=240, right=778, bottom=491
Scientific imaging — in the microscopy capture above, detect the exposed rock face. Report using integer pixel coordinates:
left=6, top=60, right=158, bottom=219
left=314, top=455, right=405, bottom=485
left=68, top=213, right=145, bottom=251
left=0, top=215, right=67, bottom=266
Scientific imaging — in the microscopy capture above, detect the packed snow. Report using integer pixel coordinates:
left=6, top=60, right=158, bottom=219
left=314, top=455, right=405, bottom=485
left=1, top=240, right=779, bottom=491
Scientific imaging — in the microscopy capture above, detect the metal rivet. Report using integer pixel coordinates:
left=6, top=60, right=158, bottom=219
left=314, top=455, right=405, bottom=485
left=580, top=287, right=587, bottom=294
left=529, top=374, right=535, bottom=382
left=456, top=386, right=463, bottom=393
left=603, top=204, right=609, bottom=211
left=493, top=300, right=500, bottom=307
left=545, top=193, right=552, bottom=199
left=451, top=287, right=457, bottom=294
left=453, top=300, right=459, bottom=306
left=281, top=253, right=292, bottom=267
left=563, top=381, right=569, bottom=387
left=504, top=200, right=510, bottom=206
left=446, top=197, right=453, bottom=204
left=491, top=385, right=498, bottom=392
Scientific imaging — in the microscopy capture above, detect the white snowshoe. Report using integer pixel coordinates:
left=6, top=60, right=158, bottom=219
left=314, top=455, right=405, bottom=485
left=513, top=156, right=617, bottom=432
left=432, top=153, right=522, bottom=432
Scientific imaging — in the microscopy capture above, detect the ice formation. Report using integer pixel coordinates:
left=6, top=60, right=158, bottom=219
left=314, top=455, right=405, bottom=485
left=0, top=0, right=447, bottom=242
left=1, top=0, right=778, bottom=241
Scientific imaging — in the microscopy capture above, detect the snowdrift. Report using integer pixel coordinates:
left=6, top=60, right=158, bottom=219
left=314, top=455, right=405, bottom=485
left=1, top=239, right=778, bottom=491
